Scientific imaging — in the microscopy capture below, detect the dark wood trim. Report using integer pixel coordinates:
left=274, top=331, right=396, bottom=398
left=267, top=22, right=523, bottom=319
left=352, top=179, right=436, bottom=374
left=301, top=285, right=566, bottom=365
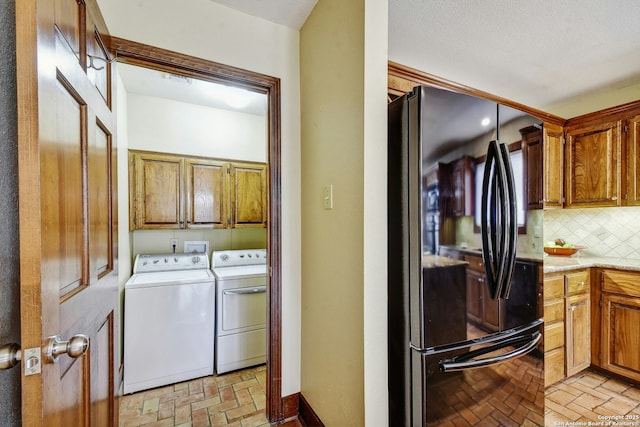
left=388, top=61, right=566, bottom=126
left=565, top=99, right=640, bottom=129
left=282, top=393, right=299, bottom=420
left=298, top=393, right=324, bottom=427
left=106, top=38, right=284, bottom=423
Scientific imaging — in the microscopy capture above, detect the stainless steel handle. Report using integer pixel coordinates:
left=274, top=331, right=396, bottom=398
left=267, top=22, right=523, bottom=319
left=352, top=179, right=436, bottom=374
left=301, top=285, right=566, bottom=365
left=223, top=286, right=267, bottom=295
left=45, top=334, right=89, bottom=363
left=0, top=343, right=21, bottom=370
left=439, top=331, right=541, bottom=372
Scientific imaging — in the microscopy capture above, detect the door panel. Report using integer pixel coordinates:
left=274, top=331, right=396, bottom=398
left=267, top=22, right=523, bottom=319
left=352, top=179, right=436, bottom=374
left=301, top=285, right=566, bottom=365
left=16, top=0, right=118, bottom=425
left=186, top=159, right=228, bottom=228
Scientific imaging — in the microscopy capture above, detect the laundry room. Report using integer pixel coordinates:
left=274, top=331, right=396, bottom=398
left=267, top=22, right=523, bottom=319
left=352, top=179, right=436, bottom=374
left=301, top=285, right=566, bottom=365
left=117, top=61, right=271, bottom=401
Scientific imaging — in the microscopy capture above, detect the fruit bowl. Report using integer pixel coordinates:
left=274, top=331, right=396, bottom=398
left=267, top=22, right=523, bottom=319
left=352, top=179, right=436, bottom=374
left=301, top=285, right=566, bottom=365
left=543, top=246, right=585, bottom=256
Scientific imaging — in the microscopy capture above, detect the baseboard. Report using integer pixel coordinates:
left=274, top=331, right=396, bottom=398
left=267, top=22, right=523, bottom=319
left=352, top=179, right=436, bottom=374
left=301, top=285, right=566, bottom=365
left=281, top=392, right=324, bottom=426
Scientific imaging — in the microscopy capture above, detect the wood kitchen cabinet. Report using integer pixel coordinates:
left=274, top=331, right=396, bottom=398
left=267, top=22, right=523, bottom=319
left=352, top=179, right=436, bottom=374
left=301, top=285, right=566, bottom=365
left=564, top=119, right=622, bottom=208
left=627, top=114, right=640, bottom=206
left=450, top=156, right=474, bottom=217
left=129, top=150, right=266, bottom=230
left=521, top=126, right=543, bottom=210
left=565, top=271, right=590, bottom=377
left=543, top=268, right=590, bottom=385
left=599, top=269, right=640, bottom=382
left=543, top=123, right=565, bottom=208
left=464, top=253, right=502, bottom=332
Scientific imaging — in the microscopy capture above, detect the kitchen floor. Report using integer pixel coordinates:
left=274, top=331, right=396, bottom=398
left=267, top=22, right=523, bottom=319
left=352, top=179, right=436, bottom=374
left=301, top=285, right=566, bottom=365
left=119, top=365, right=299, bottom=427
left=545, top=369, right=640, bottom=426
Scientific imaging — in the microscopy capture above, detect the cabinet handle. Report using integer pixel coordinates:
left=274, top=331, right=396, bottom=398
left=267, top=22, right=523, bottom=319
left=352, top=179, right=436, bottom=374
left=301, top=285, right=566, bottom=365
left=611, top=196, right=618, bottom=201
left=577, top=281, right=585, bottom=286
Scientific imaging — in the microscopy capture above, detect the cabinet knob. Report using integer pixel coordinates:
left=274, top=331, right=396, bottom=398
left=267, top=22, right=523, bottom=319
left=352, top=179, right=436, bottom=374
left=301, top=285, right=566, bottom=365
left=611, top=196, right=618, bottom=201
left=577, top=281, right=585, bottom=286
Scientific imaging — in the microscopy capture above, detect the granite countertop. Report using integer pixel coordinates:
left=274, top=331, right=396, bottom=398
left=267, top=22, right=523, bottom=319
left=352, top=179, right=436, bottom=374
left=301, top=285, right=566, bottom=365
left=543, top=255, right=640, bottom=273
left=422, top=254, right=468, bottom=269
left=440, top=245, right=544, bottom=263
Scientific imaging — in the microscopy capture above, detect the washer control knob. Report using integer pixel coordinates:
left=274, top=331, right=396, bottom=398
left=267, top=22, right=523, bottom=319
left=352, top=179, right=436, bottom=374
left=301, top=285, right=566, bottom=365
left=220, top=254, right=229, bottom=261
left=192, top=256, right=200, bottom=264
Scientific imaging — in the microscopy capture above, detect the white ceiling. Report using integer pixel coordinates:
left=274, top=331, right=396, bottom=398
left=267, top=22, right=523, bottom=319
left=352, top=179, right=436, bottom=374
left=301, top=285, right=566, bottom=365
left=208, top=0, right=640, bottom=114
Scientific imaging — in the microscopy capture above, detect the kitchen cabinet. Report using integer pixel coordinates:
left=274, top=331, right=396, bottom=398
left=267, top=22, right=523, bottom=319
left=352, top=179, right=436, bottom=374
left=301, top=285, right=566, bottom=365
left=129, top=150, right=267, bottom=230
left=543, top=268, right=590, bottom=385
left=564, top=119, right=622, bottom=208
left=464, top=253, right=502, bottom=332
left=542, top=123, right=564, bottom=208
left=627, top=114, right=640, bottom=206
left=599, top=269, right=640, bottom=382
left=565, top=271, right=590, bottom=377
left=450, top=156, right=474, bottom=217
left=521, top=126, right=543, bottom=210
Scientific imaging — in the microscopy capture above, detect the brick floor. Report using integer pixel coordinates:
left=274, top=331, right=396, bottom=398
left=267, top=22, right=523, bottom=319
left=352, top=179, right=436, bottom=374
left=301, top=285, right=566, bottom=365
left=545, top=369, right=640, bottom=426
left=119, top=365, right=295, bottom=427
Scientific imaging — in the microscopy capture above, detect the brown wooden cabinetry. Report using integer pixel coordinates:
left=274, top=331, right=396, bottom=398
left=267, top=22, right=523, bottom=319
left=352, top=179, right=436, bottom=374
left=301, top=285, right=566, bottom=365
left=521, top=126, right=543, bottom=210
left=464, top=252, right=502, bottom=332
left=627, top=114, right=640, bottom=206
left=129, top=150, right=266, bottom=230
left=450, top=156, right=474, bottom=217
left=543, top=123, right=565, bottom=208
left=564, top=120, right=622, bottom=208
left=599, top=269, right=640, bottom=382
left=543, top=268, right=590, bottom=385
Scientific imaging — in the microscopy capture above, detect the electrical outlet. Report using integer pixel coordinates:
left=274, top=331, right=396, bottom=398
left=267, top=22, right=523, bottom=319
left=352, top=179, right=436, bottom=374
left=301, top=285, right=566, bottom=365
left=323, top=184, right=334, bottom=209
left=170, top=238, right=178, bottom=250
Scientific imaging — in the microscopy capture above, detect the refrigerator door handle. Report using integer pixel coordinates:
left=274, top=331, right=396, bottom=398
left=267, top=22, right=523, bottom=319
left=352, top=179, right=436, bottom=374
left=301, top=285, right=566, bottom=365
left=439, top=331, right=541, bottom=372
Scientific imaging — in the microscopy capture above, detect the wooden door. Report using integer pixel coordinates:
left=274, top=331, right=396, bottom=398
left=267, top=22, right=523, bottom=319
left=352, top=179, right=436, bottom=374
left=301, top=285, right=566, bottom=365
left=565, top=293, right=590, bottom=376
left=565, top=120, right=622, bottom=207
left=627, top=115, right=640, bottom=205
left=543, top=123, right=564, bottom=208
left=231, top=162, right=268, bottom=228
left=601, top=293, right=640, bottom=382
left=16, top=0, right=118, bottom=425
left=185, top=159, right=229, bottom=229
left=130, top=152, right=183, bottom=230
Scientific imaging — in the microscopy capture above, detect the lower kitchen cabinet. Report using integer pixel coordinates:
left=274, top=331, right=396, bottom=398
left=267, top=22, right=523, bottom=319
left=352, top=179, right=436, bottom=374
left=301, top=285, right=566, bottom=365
left=464, top=253, right=502, bottom=332
left=543, top=268, right=590, bottom=385
left=599, top=269, right=640, bottom=382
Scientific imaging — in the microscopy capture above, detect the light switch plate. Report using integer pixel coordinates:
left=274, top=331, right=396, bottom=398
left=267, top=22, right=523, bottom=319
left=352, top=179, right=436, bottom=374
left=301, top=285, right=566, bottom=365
left=323, top=184, right=334, bottom=209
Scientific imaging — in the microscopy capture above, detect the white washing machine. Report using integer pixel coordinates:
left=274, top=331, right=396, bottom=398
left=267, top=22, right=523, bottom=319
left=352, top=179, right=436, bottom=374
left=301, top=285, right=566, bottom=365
left=123, top=253, right=215, bottom=394
left=211, top=249, right=267, bottom=374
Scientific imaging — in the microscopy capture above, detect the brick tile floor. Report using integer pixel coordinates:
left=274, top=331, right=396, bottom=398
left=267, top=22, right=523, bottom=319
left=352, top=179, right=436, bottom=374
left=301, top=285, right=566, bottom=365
left=120, top=365, right=280, bottom=427
left=545, top=369, right=640, bottom=426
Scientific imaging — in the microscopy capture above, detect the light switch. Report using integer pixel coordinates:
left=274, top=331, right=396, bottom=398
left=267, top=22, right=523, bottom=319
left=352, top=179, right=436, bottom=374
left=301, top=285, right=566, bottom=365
left=323, top=184, right=334, bottom=209
left=533, top=225, right=541, bottom=238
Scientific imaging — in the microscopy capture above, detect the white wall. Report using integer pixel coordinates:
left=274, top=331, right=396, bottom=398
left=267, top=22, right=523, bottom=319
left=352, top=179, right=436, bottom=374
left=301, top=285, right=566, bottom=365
left=127, top=93, right=267, bottom=162
left=99, top=0, right=302, bottom=396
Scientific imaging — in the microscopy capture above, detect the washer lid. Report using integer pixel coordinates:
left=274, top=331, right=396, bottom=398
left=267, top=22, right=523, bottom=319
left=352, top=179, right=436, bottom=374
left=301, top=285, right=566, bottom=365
left=212, top=265, right=266, bottom=280
left=125, top=269, right=214, bottom=288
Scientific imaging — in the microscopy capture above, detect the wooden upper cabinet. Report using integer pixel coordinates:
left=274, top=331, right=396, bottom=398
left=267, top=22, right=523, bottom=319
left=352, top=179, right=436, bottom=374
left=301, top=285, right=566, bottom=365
left=231, top=163, right=268, bottom=228
left=450, top=156, right=474, bottom=217
left=564, top=119, right=622, bottom=208
left=627, top=115, right=640, bottom=206
left=129, top=151, right=266, bottom=230
left=185, top=159, right=228, bottom=229
left=542, top=123, right=564, bottom=208
left=521, top=126, right=543, bottom=210
left=130, top=152, right=183, bottom=230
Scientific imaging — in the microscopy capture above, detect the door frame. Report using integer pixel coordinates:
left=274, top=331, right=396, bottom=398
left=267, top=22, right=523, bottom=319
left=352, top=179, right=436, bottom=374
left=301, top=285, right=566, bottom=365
left=108, top=37, right=283, bottom=422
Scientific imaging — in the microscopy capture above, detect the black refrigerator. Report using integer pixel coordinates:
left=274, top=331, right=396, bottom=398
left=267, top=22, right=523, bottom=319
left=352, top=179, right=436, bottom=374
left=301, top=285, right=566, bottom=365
left=388, top=86, right=544, bottom=426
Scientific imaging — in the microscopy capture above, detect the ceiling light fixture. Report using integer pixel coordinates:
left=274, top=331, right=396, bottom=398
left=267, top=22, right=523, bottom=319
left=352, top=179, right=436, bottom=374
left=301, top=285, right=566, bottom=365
left=481, top=117, right=491, bottom=127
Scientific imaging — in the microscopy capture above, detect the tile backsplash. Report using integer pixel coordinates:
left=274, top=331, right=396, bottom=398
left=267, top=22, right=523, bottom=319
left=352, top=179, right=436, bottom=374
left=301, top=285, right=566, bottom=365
left=544, top=207, right=640, bottom=260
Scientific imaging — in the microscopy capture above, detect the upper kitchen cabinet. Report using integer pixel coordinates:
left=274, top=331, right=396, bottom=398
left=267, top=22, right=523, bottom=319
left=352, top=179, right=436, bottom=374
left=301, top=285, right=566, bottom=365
left=521, top=125, right=543, bottom=210
left=129, top=150, right=266, bottom=230
left=451, top=156, right=474, bottom=217
left=542, top=123, right=565, bottom=208
left=627, top=114, right=640, bottom=206
left=564, top=119, right=622, bottom=208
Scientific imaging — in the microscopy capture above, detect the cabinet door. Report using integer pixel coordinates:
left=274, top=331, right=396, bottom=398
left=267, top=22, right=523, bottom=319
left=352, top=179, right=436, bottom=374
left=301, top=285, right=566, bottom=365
left=627, top=115, right=640, bottom=206
left=231, top=162, right=267, bottom=228
left=185, top=159, right=228, bottom=229
left=565, top=120, right=622, bottom=207
left=601, top=293, right=640, bottom=382
left=451, top=157, right=474, bottom=217
left=521, top=126, right=543, bottom=210
left=483, top=293, right=501, bottom=332
left=566, top=293, right=590, bottom=377
left=543, top=123, right=564, bottom=208
left=466, top=271, right=483, bottom=325
left=130, top=152, right=183, bottom=229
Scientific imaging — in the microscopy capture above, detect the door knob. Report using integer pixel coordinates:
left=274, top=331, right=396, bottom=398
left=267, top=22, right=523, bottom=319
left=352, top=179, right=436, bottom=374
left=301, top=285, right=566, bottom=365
left=44, top=334, right=89, bottom=363
left=0, top=343, right=21, bottom=370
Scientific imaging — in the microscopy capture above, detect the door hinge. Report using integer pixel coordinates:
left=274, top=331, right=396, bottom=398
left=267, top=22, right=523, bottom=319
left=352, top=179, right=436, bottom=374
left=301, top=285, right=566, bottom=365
left=624, top=125, right=629, bottom=133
